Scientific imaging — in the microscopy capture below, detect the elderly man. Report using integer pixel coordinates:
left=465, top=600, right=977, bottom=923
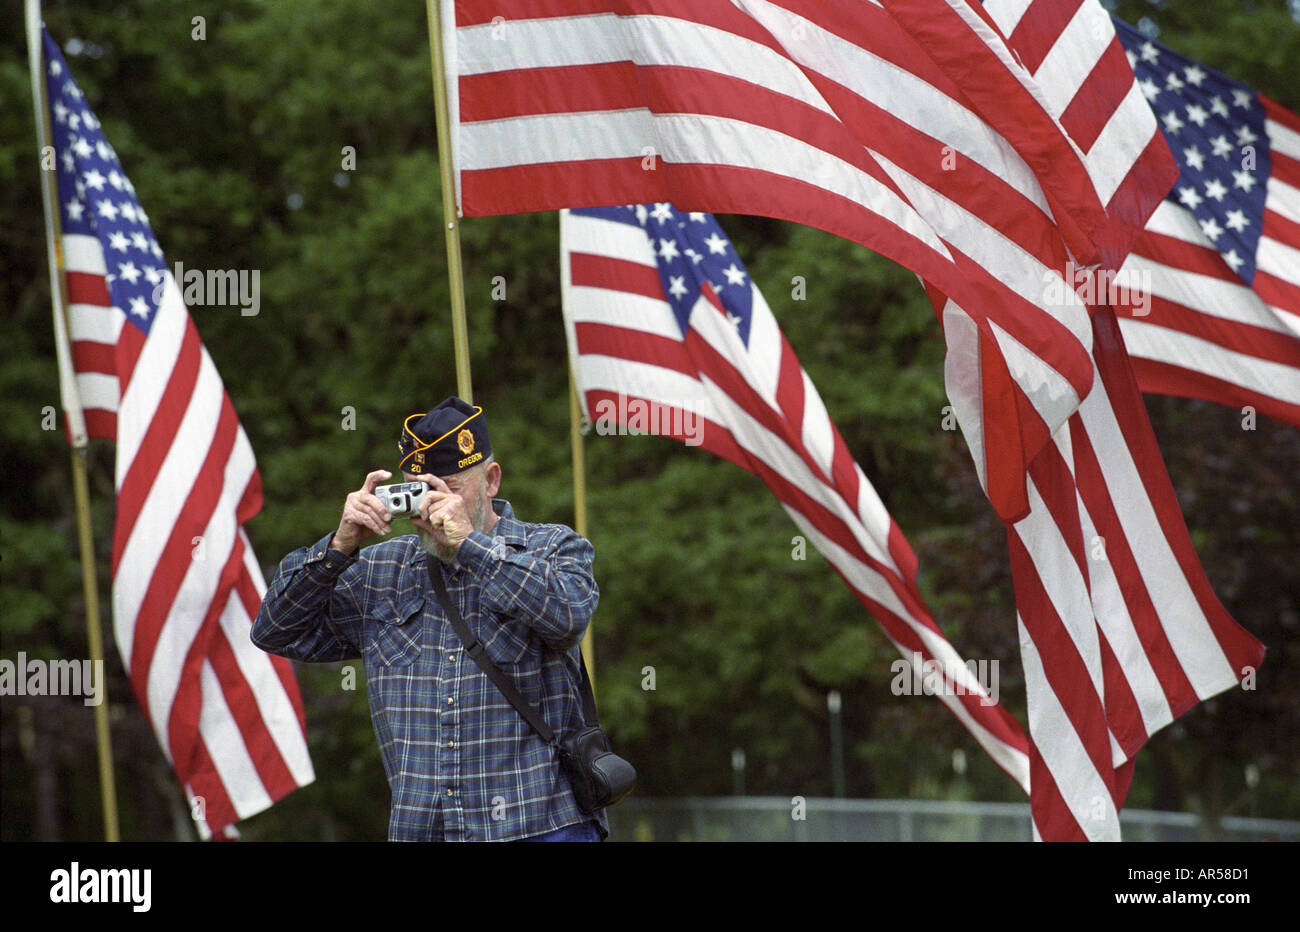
left=252, top=397, right=605, bottom=841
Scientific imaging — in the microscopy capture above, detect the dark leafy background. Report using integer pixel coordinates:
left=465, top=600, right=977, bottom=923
left=1, top=0, right=1296, bottom=841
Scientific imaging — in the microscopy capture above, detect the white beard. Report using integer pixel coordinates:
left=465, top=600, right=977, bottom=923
left=418, top=530, right=456, bottom=564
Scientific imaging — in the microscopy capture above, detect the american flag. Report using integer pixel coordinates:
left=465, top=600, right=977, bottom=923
left=443, top=0, right=1171, bottom=523
left=976, top=1, right=1266, bottom=840
left=449, top=0, right=1260, bottom=838
left=42, top=29, right=314, bottom=837
left=561, top=204, right=1032, bottom=789
left=1110, top=18, right=1300, bottom=428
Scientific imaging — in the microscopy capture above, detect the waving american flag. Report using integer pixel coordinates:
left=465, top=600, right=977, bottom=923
left=561, top=204, right=1033, bottom=790
left=449, top=0, right=1267, bottom=839
left=1111, top=18, right=1300, bottom=428
left=43, top=28, right=313, bottom=837
left=445, top=0, right=1188, bottom=523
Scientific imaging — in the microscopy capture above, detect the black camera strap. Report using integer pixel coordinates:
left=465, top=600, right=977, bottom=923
left=427, top=557, right=600, bottom=742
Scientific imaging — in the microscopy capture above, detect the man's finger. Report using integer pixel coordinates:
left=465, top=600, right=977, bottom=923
left=420, top=474, right=453, bottom=494
left=362, top=469, right=393, bottom=494
left=353, top=497, right=391, bottom=528
left=350, top=488, right=395, bottom=523
left=358, top=491, right=391, bottom=519
left=418, top=489, right=452, bottom=513
left=424, top=495, right=460, bottom=521
left=347, top=507, right=387, bottom=537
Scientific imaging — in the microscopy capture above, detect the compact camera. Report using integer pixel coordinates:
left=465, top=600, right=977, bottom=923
left=374, top=481, right=428, bottom=518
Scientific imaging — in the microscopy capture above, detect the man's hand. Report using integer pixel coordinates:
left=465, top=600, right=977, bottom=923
left=410, top=474, right=475, bottom=552
left=330, top=470, right=394, bottom=555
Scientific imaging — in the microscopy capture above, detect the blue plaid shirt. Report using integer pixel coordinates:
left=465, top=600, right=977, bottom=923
left=252, top=499, right=604, bottom=841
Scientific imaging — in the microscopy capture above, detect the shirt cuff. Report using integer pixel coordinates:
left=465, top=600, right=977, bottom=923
left=454, top=530, right=498, bottom=574
left=303, top=531, right=358, bottom=578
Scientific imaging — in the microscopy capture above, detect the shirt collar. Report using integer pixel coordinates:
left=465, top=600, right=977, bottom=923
left=486, top=498, right=527, bottom=546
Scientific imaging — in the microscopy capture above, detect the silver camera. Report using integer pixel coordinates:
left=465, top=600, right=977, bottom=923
left=374, top=481, right=427, bottom=518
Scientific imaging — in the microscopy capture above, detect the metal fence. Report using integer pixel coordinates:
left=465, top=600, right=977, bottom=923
left=606, top=797, right=1300, bottom=842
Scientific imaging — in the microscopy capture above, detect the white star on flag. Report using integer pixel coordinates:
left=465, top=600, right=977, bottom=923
left=722, top=263, right=747, bottom=286
left=1224, top=209, right=1249, bottom=232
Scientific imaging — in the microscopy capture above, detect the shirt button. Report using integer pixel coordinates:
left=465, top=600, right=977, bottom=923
left=446, top=697, right=454, bottom=705
left=315, top=551, right=324, bottom=558
left=446, top=789, right=454, bottom=797
left=448, top=740, right=455, bottom=748
left=448, top=653, right=457, bottom=662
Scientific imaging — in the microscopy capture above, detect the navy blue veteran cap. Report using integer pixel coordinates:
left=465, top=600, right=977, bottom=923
left=397, top=397, right=491, bottom=475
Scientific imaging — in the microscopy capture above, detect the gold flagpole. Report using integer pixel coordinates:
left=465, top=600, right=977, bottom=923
left=424, top=0, right=473, bottom=401
left=26, top=0, right=120, bottom=842
left=569, top=370, right=596, bottom=694
left=425, top=8, right=594, bottom=698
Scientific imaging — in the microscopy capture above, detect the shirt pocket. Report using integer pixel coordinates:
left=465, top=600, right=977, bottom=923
left=478, top=613, right=534, bottom=667
left=477, top=616, right=542, bottom=707
left=368, top=594, right=424, bottom=667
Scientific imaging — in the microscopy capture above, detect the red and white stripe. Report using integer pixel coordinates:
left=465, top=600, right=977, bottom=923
left=1254, top=97, right=1300, bottom=339
left=63, top=235, right=314, bottom=838
left=1005, top=306, right=1264, bottom=840
left=958, top=0, right=1266, bottom=840
left=981, top=0, right=1176, bottom=266
left=561, top=208, right=1032, bottom=791
left=914, top=0, right=1179, bottom=521
left=63, top=232, right=123, bottom=439
left=1118, top=203, right=1300, bottom=427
